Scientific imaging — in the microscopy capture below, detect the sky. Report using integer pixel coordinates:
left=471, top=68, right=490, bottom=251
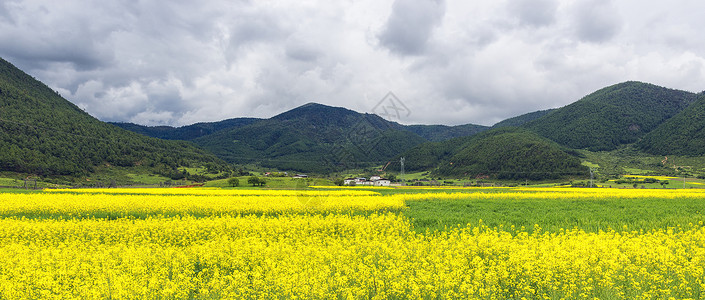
left=1, top=0, right=704, bottom=127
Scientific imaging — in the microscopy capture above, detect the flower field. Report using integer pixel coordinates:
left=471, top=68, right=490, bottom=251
left=2, top=188, right=705, bottom=299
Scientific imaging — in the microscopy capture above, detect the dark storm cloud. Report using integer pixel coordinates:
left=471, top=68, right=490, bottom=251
left=378, top=0, right=446, bottom=56
left=0, top=0, right=704, bottom=126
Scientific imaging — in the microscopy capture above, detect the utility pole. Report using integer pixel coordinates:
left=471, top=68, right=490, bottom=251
left=589, top=168, right=594, bottom=188
left=400, top=157, right=405, bottom=186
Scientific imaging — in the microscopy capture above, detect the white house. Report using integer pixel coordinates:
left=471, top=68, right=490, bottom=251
left=373, top=179, right=391, bottom=186
left=344, top=176, right=392, bottom=186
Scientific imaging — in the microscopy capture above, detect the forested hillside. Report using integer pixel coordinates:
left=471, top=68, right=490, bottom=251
left=397, top=136, right=473, bottom=172
left=0, top=57, right=228, bottom=177
left=525, top=82, right=697, bottom=151
left=434, top=128, right=587, bottom=179
left=637, top=94, right=705, bottom=156
left=399, top=127, right=586, bottom=180
left=492, top=109, right=555, bottom=128
left=194, top=103, right=428, bottom=173
left=110, top=118, right=260, bottom=140
left=404, top=123, right=488, bottom=142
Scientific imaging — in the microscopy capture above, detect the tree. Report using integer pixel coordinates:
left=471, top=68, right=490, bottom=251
left=248, top=176, right=266, bottom=187
left=333, top=178, right=344, bottom=186
left=228, top=177, right=240, bottom=187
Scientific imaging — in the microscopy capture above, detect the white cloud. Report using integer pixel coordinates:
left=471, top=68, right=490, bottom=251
left=0, top=0, right=704, bottom=126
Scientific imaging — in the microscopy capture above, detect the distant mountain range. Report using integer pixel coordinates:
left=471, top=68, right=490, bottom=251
left=113, top=103, right=494, bottom=173
left=2, top=54, right=704, bottom=180
left=111, top=109, right=490, bottom=143
left=111, top=118, right=262, bottom=141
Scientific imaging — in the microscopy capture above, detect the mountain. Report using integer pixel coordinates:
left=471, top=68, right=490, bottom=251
left=396, top=136, right=473, bottom=172
left=435, top=128, right=587, bottom=179
left=524, top=82, right=698, bottom=151
left=400, top=127, right=587, bottom=180
left=111, top=102, right=490, bottom=173
left=0, top=57, right=228, bottom=178
left=193, top=103, right=428, bottom=173
left=492, top=109, right=555, bottom=128
left=637, top=94, right=705, bottom=156
left=110, top=117, right=261, bottom=140
left=404, top=123, right=488, bottom=142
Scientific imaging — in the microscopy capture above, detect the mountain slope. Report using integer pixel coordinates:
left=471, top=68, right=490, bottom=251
left=435, top=128, right=587, bottom=179
left=637, top=94, right=705, bottom=155
left=400, top=127, right=587, bottom=180
left=492, top=109, right=555, bottom=128
left=110, top=117, right=261, bottom=140
left=0, top=57, right=228, bottom=177
left=524, top=82, right=697, bottom=151
left=404, top=123, right=488, bottom=142
left=194, top=103, right=427, bottom=173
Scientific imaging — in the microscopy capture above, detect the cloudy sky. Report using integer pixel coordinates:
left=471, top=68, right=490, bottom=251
left=1, top=0, right=704, bottom=126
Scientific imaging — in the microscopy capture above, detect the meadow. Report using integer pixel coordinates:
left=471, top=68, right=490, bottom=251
left=1, top=187, right=705, bottom=299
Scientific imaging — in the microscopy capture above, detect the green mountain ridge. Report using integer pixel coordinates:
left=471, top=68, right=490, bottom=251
left=114, top=103, right=490, bottom=143
left=492, top=109, right=555, bottom=128
left=637, top=93, right=705, bottom=156
left=110, top=102, right=491, bottom=174
left=193, top=103, right=429, bottom=173
left=435, top=128, right=587, bottom=180
left=0, top=57, right=228, bottom=178
left=110, top=118, right=261, bottom=140
left=399, top=127, right=587, bottom=180
left=524, top=81, right=698, bottom=151
left=405, top=123, right=489, bottom=142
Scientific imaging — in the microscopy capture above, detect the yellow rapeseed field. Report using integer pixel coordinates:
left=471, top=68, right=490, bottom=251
left=1, top=187, right=705, bottom=299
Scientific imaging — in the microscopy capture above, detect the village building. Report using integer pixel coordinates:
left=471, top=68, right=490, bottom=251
left=373, top=179, right=391, bottom=186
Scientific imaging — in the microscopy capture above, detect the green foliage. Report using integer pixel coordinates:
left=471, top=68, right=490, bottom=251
left=434, top=128, right=588, bottom=180
left=227, top=177, right=240, bottom=187
left=404, top=124, right=488, bottom=142
left=247, top=176, right=265, bottom=186
left=637, top=95, right=705, bottom=155
left=397, top=135, right=473, bottom=172
left=0, top=57, right=229, bottom=178
left=525, top=81, right=697, bottom=151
